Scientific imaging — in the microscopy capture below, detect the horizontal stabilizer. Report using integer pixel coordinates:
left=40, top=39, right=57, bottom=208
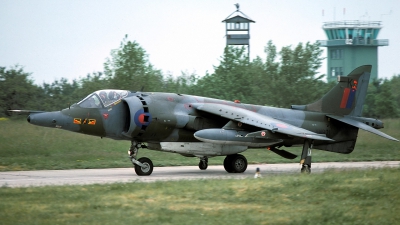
left=327, top=115, right=399, bottom=142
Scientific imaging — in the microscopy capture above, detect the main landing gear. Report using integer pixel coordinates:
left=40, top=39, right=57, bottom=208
left=300, top=139, right=313, bottom=174
left=129, top=141, right=153, bottom=176
left=197, top=154, right=248, bottom=173
left=223, top=154, right=248, bottom=173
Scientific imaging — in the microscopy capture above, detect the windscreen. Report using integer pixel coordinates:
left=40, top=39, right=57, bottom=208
left=78, top=90, right=129, bottom=108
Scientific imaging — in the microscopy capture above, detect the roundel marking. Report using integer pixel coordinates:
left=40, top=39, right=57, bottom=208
left=134, top=109, right=152, bottom=127
left=138, top=114, right=145, bottom=123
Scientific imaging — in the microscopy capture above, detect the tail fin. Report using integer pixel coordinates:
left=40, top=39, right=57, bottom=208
left=294, top=65, right=371, bottom=116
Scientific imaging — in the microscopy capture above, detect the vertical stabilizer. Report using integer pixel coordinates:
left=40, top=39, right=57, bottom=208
left=303, top=65, right=371, bottom=116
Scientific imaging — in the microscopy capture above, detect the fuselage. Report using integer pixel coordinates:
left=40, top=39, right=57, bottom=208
left=28, top=90, right=361, bottom=150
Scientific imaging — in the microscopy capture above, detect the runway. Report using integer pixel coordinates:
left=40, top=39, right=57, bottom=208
left=1, top=161, right=399, bottom=188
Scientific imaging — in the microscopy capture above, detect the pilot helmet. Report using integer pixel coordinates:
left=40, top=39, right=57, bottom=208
left=108, top=91, right=120, bottom=100
left=99, top=91, right=107, bottom=101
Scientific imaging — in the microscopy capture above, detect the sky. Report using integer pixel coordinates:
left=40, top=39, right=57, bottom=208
left=1, top=0, right=399, bottom=85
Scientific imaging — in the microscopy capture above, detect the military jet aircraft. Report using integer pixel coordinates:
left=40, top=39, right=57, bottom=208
left=11, top=65, right=398, bottom=176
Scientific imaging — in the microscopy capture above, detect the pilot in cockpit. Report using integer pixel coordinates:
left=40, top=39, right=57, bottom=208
left=99, top=91, right=108, bottom=104
left=108, top=91, right=121, bottom=101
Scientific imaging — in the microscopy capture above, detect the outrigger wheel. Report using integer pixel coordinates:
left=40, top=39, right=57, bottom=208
left=199, top=157, right=208, bottom=170
left=301, top=164, right=311, bottom=174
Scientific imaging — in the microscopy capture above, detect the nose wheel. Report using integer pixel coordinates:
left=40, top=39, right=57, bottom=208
left=129, top=141, right=153, bottom=176
left=134, top=157, right=153, bottom=176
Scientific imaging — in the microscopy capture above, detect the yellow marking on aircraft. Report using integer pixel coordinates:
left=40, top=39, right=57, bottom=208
left=73, top=118, right=81, bottom=124
left=88, top=119, right=96, bottom=125
left=113, top=100, right=121, bottom=106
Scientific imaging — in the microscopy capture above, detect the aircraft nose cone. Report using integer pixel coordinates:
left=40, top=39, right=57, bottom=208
left=28, top=111, right=67, bottom=128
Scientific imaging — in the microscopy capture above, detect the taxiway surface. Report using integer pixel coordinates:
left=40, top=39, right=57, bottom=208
left=1, top=161, right=399, bottom=188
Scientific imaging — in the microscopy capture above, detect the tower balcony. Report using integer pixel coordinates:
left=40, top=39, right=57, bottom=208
left=318, top=38, right=389, bottom=47
left=226, top=34, right=250, bottom=45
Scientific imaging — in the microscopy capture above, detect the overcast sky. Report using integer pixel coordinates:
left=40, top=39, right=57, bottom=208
left=1, top=0, right=399, bottom=85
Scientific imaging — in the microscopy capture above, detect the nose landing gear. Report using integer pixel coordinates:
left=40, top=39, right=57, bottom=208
left=129, top=141, right=153, bottom=176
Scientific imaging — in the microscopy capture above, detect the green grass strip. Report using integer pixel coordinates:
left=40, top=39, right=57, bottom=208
left=1, top=168, right=399, bottom=225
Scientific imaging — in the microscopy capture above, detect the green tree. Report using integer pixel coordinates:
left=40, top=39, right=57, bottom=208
left=263, top=41, right=329, bottom=107
left=387, top=75, right=400, bottom=111
left=70, top=72, right=109, bottom=100
left=40, top=78, right=80, bottom=111
left=0, top=66, right=43, bottom=116
left=374, top=80, right=399, bottom=118
left=245, top=56, right=269, bottom=105
left=246, top=41, right=280, bottom=106
left=104, top=35, right=164, bottom=91
left=193, top=46, right=251, bottom=102
left=162, top=71, right=198, bottom=94
left=364, top=78, right=399, bottom=118
left=191, top=41, right=331, bottom=107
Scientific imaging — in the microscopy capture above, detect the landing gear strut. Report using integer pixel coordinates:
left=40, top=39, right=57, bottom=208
left=300, top=139, right=313, bottom=174
left=129, top=141, right=153, bottom=176
left=223, top=154, right=247, bottom=173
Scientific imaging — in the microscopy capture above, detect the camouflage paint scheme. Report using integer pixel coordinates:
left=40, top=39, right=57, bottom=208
left=19, top=65, right=398, bottom=176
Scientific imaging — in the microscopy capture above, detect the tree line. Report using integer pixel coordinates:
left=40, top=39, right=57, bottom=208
left=1, top=36, right=399, bottom=118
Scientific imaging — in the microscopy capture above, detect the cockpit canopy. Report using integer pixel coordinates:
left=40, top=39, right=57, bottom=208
left=78, top=89, right=129, bottom=108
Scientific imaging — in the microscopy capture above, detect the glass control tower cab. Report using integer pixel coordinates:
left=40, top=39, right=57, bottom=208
left=319, top=21, right=388, bottom=82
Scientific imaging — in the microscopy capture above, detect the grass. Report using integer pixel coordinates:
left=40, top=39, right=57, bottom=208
left=1, top=168, right=399, bottom=224
left=0, top=118, right=399, bottom=171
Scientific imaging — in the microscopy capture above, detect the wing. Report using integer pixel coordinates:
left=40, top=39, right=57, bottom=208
left=191, top=103, right=333, bottom=141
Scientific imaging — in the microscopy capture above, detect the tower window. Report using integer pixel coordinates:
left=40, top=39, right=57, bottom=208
left=331, top=49, right=343, bottom=59
left=235, top=23, right=240, bottom=29
left=331, top=67, right=343, bottom=76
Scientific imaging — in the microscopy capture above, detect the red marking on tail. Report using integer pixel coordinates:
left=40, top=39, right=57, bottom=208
left=340, top=88, right=350, bottom=108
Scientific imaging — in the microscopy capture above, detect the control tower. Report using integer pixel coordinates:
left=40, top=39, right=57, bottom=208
left=222, top=4, right=255, bottom=59
left=319, top=20, right=388, bottom=82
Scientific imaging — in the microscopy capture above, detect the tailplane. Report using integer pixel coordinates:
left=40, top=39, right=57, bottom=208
left=292, top=65, right=398, bottom=142
left=292, top=65, right=371, bottom=116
